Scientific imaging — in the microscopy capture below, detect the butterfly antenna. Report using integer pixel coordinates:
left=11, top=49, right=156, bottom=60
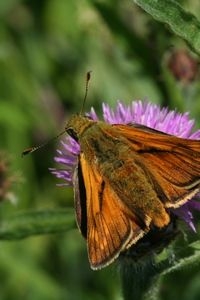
left=80, top=71, right=92, bottom=115
left=22, top=130, right=66, bottom=157
left=23, top=72, right=91, bottom=156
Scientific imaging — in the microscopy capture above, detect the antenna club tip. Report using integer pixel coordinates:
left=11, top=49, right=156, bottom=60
left=86, top=71, right=92, bottom=81
left=21, top=130, right=66, bottom=157
left=21, top=148, right=34, bottom=157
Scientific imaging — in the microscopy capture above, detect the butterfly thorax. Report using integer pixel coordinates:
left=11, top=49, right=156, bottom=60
left=65, top=114, right=96, bottom=142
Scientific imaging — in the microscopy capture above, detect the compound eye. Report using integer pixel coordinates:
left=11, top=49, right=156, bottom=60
left=66, top=128, right=78, bottom=141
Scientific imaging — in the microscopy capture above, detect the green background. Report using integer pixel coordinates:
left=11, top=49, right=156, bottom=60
left=1, top=0, right=200, bottom=299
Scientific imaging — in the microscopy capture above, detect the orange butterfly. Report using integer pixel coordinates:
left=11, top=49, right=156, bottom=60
left=65, top=114, right=200, bottom=269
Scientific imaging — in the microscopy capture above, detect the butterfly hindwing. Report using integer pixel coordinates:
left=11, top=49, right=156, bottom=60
left=114, top=124, right=200, bottom=208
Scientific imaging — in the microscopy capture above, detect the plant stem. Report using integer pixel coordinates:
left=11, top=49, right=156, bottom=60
left=119, top=254, right=159, bottom=300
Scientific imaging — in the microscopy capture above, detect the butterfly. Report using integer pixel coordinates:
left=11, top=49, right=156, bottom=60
left=65, top=113, right=200, bottom=270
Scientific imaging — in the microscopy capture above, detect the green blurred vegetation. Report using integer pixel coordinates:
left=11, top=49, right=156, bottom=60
left=1, top=0, right=200, bottom=299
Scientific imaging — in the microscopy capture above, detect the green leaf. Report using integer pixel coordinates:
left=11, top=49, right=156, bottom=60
left=134, top=0, right=200, bottom=55
left=0, top=209, right=75, bottom=240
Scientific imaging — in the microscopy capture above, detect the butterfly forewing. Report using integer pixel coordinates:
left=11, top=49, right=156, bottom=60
left=80, top=153, right=145, bottom=269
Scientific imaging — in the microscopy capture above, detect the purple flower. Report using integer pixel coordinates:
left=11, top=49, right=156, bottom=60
left=50, top=100, right=200, bottom=231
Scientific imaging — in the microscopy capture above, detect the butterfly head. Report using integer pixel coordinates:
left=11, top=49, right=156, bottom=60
left=65, top=114, right=94, bottom=142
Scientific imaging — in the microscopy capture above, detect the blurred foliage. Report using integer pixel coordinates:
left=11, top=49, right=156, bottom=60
left=1, top=0, right=200, bottom=299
